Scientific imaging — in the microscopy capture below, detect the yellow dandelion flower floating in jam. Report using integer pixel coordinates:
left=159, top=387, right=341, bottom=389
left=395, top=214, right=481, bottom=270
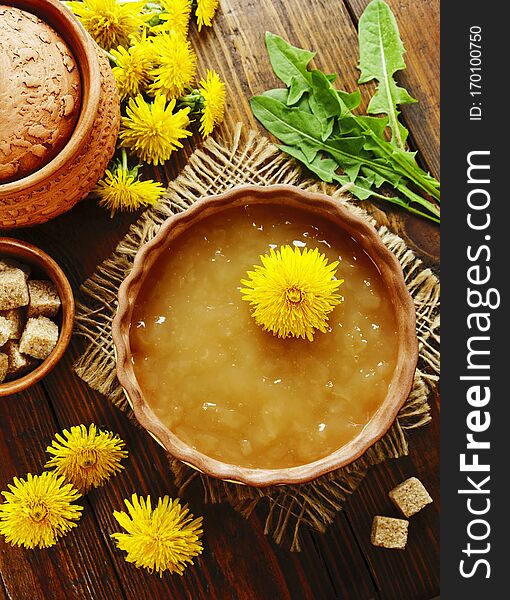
left=0, top=472, right=82, bottom=549
left=111, top=494, right=203, bottom=577
left=45, top=424, right=128, bottom=493
left=120, top=94, right=192, bottom=165
left=111, top=40, right=155, bottom=100
left=149, top=31, right=197, bottom=99
left=68, top=0, right=149, bottom=51
left=198, top=69, right=225, bottom=137
left=196, top=0, right=219, bottom=31
left=241, top=245, right=344, bottom=341
left=153, top=0, right=191, bottom=37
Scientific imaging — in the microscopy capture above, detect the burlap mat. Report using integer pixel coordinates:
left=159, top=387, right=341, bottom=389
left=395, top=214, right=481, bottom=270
left=74, top=125, right=440, bottom=551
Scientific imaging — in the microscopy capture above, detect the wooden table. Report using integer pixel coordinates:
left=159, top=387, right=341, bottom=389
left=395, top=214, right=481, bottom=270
left=0, top=0, right=439, bottom=597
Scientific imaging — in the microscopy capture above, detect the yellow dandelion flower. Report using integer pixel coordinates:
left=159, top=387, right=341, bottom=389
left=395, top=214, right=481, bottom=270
left=45, top=424, right=128, bottom=493
left=120, top=94, right=192, bottom=165
left=195, top=0, right=219, bottom=31
left=111, top=41, right=155, bottom=100
left=152, top=0, right=191, bottom=36
left=0, top=472, right=82, bottom=549
left=198, top=69, right=225, bottom=136
left=241, top=245, right=344, bottom=341
left=95, top=161, right=164, bottom=216
left=111, top=494, right=203, bottom=576
left=148, top=31, right=197, bottom=99
left=68, top=0, right=149, bottom=51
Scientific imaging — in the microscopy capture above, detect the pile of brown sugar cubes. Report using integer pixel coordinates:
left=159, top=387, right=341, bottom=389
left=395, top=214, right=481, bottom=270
left=371, top=477, right=433, bottom=550
left=0, top=258, right=61, bottom=383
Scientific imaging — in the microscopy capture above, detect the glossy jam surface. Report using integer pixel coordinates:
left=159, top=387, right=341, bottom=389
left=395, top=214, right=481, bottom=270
left=130, top=204, right=398, bottom=469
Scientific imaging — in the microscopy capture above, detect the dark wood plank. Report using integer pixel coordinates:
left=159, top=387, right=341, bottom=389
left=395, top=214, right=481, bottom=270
left=293, top=522, right=380, bottom=599
left=344, top=457, right=439, bottom=600
left=0, top=385, right=126, bottom=600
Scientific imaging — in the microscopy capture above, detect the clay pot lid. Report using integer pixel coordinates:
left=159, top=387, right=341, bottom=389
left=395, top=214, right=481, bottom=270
left=0, top=5, right=82, bottom=184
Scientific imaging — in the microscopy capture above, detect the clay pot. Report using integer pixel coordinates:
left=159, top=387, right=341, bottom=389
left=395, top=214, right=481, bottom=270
left=113, top=185, right=418, bottom=487
left=0, top=237, right=75, bottom=396
left=0, top=0, right=120, bottom=228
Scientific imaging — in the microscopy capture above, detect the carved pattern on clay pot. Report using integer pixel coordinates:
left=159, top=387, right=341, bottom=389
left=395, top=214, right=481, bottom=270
left=0, top=6, right=82, bottom=183
left=0, top=0, right=120, bottom=228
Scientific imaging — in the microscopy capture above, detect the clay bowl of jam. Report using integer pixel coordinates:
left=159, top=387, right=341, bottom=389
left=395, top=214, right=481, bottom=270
left=113, top=185, right=418, bottom=487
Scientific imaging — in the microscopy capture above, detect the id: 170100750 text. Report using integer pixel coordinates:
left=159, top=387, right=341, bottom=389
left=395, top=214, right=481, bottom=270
left=469, top=25, right=482, bottom=121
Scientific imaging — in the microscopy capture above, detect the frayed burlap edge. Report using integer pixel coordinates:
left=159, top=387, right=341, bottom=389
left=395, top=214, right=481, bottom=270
left=74, top=124, right=439, bottom=551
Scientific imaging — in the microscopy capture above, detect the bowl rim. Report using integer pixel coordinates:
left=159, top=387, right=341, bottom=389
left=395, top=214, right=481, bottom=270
left=113, top=184, right=418, bottom=487
left=0, top=237, right=75, bottom=396
left=0, top=0, right=100, bottom=193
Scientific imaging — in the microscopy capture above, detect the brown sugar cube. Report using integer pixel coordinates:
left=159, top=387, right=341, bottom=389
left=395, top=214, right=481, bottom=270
left=0, top=352, right=8, bottom=383
left=0, top=269, right=29, bottom=310
left=0, top=308, right=24, bottom=339
left=371, top=516, right=408, bottom=550
left=0, top=316, right=11, bottom=346
left=19, top=317, right=59, bottom=360
left=27, top=280, right=61, bottom=318
left=389, top=477, right=433, bottom=518
left=0, top=258, right=30, bottom=280
left=4, top=340, right=38, bottom=378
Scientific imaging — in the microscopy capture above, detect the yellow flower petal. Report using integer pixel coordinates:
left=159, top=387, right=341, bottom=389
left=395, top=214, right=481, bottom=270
left=154, top=0, right=191, bottom=37
left=45, top=424, right=128, bottom=492
left=148, top=31, right=197, bottom=100
left=111, top=40, right=155, bottom=100
left=198, top=69, right=225, bottom=137
left=119, top=94, right=192, bottom=165
left=68, top=0, right=149, bottom=51
left=241, top=245, right=344, bottom=341
left=111, top=494, right=203, bottom=576
left=95, top=163, right=164, bottom=215
left=0, top=472, right=82, bottom=549
left=196, top=0, right=219, bottom=31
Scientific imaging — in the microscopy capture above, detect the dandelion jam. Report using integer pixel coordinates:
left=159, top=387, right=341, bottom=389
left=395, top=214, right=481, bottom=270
left=130, top=204, right=398, bottom=469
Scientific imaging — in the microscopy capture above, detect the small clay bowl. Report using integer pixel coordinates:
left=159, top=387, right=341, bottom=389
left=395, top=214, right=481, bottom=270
left=0, top=238, right=75, bottom=396
left=113, top=185, right=418, bottom=487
